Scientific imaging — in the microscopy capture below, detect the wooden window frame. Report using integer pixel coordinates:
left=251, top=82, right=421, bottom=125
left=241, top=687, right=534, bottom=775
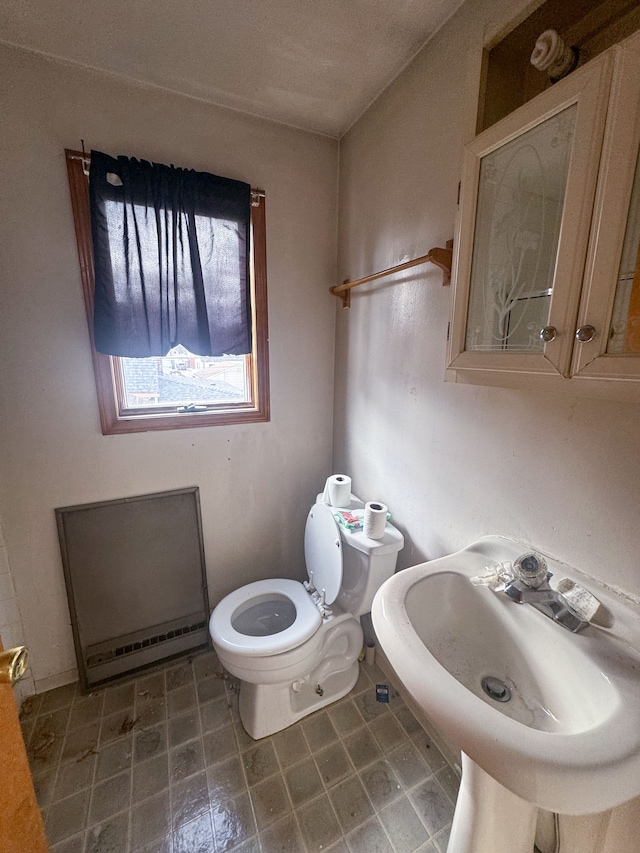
left=65, top=150, right=270, bottom=434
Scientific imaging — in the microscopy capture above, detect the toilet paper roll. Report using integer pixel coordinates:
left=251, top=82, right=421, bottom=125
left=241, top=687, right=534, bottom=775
left=322, top=474, right=352, bottom=508
left=364, top=501, right=388, bottom=539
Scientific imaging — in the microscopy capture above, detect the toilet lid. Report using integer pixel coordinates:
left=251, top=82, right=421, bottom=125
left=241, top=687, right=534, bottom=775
left=304, top=502, right=343, bottom=605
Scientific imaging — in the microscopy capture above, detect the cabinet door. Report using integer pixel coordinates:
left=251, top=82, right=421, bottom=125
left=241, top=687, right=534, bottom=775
left=571, top=30, right=640, bottom=382
left=448, top=52, right=612, bottom=378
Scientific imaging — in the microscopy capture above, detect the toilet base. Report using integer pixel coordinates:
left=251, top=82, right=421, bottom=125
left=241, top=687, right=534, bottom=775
left=239, top=659, right=360, bottom=739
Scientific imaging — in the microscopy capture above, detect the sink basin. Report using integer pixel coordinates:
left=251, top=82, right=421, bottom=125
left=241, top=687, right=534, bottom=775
left=404, top=570, right=616, bottom=736
left=372, top=536, right=640, bottom=815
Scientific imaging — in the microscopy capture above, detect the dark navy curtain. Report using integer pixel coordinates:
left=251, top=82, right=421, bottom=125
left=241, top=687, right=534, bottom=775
left=89, top=150, right=252, bottom=357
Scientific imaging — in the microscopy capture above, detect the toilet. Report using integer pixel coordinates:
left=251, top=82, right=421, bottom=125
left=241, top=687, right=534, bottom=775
left=209, top=495, right=404, bottom=739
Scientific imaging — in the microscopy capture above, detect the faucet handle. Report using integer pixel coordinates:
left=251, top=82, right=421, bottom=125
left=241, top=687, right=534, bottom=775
left=513, top=552, right=548, bottom=588
left=556, top=578, right=601, bottom=622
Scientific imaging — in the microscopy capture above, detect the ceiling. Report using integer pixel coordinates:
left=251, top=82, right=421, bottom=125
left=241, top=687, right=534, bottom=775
left=0, top=0, right=465, bottom=137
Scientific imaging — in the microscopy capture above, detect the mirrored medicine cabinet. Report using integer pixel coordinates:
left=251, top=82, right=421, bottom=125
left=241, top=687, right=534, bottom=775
left=447, top=28, right=640, bottom=398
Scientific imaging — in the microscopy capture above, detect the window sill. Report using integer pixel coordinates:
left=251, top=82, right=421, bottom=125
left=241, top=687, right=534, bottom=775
left=98, top=405, right=270, bottom=435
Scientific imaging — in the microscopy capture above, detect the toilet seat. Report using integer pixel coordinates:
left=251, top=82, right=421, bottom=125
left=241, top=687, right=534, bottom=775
left=210, top=578, right=322, bottom=657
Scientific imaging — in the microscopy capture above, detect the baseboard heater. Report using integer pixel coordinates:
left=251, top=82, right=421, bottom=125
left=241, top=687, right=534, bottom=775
left=56, top=487, right=210, bottom=691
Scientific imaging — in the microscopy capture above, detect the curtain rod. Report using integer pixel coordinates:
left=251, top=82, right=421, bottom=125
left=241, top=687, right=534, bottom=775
left=66, top=151, right=265, bottom=202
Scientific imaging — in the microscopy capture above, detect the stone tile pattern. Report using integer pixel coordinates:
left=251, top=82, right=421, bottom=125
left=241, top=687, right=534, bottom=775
left=22, top=653, right=459, bottom=853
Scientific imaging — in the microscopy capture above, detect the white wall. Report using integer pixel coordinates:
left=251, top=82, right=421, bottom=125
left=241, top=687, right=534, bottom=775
left=335, top=0, right=640, bottom=597
left=0, top=44, right=338, bottom=692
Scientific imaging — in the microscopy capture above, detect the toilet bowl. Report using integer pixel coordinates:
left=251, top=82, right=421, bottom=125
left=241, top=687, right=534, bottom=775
left=209, top=495, right=404, bottom=739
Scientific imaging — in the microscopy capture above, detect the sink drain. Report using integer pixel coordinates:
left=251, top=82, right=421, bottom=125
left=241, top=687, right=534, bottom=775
left=481, top=676, right=511, bottom=703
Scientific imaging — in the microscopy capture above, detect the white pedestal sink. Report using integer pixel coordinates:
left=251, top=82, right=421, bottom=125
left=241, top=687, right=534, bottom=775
left=372, top=536, right=640, bottom=851
left=450, top=754, right=538, bottom=853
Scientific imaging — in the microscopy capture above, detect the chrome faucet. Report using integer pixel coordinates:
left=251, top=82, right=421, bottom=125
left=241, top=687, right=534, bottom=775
left=504, top=555, right=589, bottom=633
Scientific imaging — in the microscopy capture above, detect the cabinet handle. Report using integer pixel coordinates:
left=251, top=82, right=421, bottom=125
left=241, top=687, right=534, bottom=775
left=575, top=325, right=596, bottom=343
left=540, top=326, right=557, bottom=343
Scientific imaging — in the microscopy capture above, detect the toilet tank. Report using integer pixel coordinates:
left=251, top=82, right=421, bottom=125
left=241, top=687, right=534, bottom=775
left=335, top=522, right=404, bottom=616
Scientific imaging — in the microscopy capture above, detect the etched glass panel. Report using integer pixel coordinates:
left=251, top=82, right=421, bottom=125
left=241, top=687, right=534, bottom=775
left=607, top=145, right=640, bottom=353
left=466, top=105, right=577, bottom=352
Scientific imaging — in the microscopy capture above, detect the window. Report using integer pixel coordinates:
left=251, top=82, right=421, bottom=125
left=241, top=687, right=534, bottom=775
left=65, top=149, right=269, bottom=434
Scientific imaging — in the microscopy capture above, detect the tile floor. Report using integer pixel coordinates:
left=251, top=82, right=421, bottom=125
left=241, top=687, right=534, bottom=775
left=21, top=650, right=459, bottom=853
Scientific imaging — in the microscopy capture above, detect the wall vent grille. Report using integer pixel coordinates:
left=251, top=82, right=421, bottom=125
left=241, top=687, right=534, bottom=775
left=86, top=619, right=207, bottom=668
left=56, top=486, right=210, bottom=690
